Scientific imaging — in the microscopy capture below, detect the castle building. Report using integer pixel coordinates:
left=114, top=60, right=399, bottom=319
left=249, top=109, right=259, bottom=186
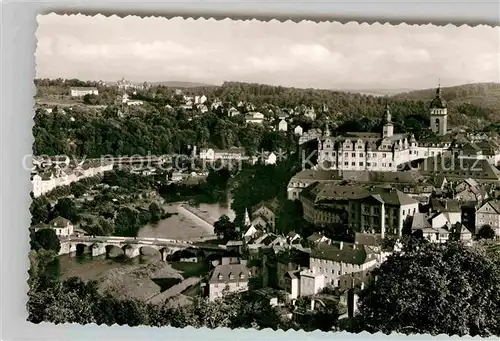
left=316, top=86, right=449, bottom=172
left=316, top=104, right=420, bottom=172
left=429, top=86, right=448, bottom=136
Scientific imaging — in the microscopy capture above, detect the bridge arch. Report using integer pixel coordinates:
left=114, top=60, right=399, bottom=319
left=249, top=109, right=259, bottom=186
left=105, top=244, right=124, bottom=258
left=75, top=243, right=90, bottom=256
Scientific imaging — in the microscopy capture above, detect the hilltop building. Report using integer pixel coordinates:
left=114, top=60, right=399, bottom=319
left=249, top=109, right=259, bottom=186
left=70, top=87, right=98, bottom=97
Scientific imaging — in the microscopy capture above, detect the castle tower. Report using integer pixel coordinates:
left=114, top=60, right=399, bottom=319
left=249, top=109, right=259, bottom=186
left=324, top=117, right=331, bottom=137
left=382, top=103, right=394, bottom=138
left=429, top=85, right=448, bottom=136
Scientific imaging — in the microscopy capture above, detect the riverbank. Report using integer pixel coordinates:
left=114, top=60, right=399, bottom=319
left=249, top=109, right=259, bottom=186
left=138, top=202, right=233, bottom=241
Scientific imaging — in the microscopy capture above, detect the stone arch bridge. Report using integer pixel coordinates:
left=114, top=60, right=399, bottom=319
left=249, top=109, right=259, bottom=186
left=60, top=236, right=224, bottom=261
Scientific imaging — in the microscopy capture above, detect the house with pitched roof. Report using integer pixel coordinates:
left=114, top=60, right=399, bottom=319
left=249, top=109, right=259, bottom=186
left=453, top=178, right=488, bottom=203
left=278, top=119, right=288, bottom=132
left=250, top=199, right=279, bottom=231
left=419, top=155, right=500, bottom=183
left=42, top=216, right=74, bottom=237
left=475, top=200, right=500, bottom=237
left=299, top=183, right=418, bottom=237
left=411, top=212, right=452, bottom=243
left=208, top=263, right=252, bottom=301
left=308, top=241, right=379, bottom=289
left=245, top=112, right=265, bottom=124
left=199, top=147, right=246, bottom=161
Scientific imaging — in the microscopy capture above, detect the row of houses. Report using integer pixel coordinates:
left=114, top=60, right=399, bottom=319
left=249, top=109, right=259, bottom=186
left=207, top=229, right=394, bottom=304
left=31, top=161, right=113, bottom=197
left=198, top=147, right=278, bottom=165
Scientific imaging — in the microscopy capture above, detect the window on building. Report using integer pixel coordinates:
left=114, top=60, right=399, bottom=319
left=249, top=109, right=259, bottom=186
left=389, top=163, right=392, bottom=167
left=360, top=153, right=364, bottom=157
left=344, top=153, right=349, bottom=157
left=359, top=162, right=364, bottom=166
left=344, top=162, right=348, bottom=166
left=352, top=162, right=356, bottom=166
left=352, top=153, right=356, bottom=157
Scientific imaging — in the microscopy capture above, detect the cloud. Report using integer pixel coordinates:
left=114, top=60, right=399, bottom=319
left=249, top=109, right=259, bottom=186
left=35, top=15, right=500, bottom=89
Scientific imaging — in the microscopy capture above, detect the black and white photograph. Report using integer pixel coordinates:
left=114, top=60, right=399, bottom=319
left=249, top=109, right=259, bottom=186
left=27, top=13, right=500, bottom=336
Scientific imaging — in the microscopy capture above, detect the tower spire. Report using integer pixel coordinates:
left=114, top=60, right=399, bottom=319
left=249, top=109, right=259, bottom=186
left=324, top=117, right=331, bottom=137
left=384, top=100, right=391, bottom=123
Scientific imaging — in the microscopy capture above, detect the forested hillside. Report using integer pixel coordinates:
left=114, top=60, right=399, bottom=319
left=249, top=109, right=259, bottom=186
left=33, top=80, right=500, bottom=157
left=393, top=82, right=500, bottom=128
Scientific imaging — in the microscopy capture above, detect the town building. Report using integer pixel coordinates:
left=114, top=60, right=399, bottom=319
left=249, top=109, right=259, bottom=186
left=278, top=119, right=288, bottom=132
left=316, top=88, right=451, bottom=172
left=299, top=183, right=419, bottom=237
left=208, top=264, right=252, bottom=301
left=475, top=200, right=500, bottom=237
left=299, top=269, right=326, bottom=297
left=199, top=147, right=246, bottom=161
left=126, top=100, right=144, bottom=106
left=31, top=161, right=113, bottom=197
left=429, top=86, right=448, bottom=136
left=70, top=87, right=98, bottom=97
left=453, top=138, right=500, bottom=166
left=250, top=200, right=279, bottom=231
left=228, top=107, right=240, bottom=117
left=38, top=216, right=74, bottom=237
left=294, top=125, right=304, bottom=136
left=194, top=95, right=208, bottom=104
left=245, top=112, right=265, bottom=124
left=419, top=155, right=500, bottom=183
left=308, top=242, right=379, bottom=289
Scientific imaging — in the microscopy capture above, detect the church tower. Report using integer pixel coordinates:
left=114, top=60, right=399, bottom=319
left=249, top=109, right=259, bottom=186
left=382, top=103, right=394, bottom=138
left=429, top=85, right=448, bottom=136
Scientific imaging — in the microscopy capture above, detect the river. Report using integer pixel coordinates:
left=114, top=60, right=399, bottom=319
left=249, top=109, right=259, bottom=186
left=57, top=200, right=236, bottom=283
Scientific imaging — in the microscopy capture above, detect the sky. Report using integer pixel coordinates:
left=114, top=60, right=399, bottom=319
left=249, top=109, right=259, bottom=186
left=36, top=14, right=500, bottom=91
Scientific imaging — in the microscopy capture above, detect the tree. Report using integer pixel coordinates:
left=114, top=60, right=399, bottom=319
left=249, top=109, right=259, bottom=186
left=213, top=214, right=238, bottom=240
left=148, top=202, right=162, bottom=222
left=30, top=228, right=61, bottom=253
left=355, top=241, right=500, bottom=337
left=70, top=182, right=87, bottom=198
left=477, top=224, right=496, bottom=240
left=114, top=207, right=140, bottom=237
left=30, top=197, right=50, bottom=225
left=52, top=198, right=79, bottom=222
